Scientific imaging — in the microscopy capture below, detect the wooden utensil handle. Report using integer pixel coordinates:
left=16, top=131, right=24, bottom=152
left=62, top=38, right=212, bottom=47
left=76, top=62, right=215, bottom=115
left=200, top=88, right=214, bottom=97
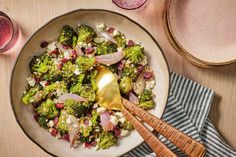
left=121, top=107, right=177, bottom=157
left=122, top=98, right=206, bottom=157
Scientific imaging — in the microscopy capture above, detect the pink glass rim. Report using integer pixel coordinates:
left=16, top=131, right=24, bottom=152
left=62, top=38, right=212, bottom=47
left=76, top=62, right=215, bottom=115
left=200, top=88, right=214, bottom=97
left=112, top=0, right=147, bottom=10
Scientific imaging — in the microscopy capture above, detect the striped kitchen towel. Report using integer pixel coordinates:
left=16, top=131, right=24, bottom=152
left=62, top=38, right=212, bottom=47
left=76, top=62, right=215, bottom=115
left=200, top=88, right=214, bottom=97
left=122, top=72, right=236, bottom=157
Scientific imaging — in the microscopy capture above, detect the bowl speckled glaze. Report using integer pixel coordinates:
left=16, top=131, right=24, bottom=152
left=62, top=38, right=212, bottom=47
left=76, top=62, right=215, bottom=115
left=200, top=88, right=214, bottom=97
left=10, top=9, right=170, bottom=157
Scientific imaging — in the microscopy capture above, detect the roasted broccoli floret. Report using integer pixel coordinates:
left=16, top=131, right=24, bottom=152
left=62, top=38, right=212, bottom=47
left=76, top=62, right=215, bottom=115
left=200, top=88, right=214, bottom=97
left=95, top=41, right=117, bottom=55
left=119, top=77, right=132, bottom=94
left=138, top=100, right=155, bottom=109
left=83, top=70, right=98, bottom=91
left=37, top=116, right=48, bottom=128
left=80, top=85, right=96, bottom=102
left=120, top=120, right=133, bottom=130
left=76, top=24, right=97, bottom=43
left=43, top=81, right=67, bottom=98
left=76, top=56, right=96, bottom=72
left=121, top=66, right=138, bottom=81
left=124, top=45, right=144, bottom=64
left=139, top=89, right=153, bottom=102
left=91, top=110, right=99, bottom=126
left=22, top=86, right=40, bottom=105
left=57, top=110, right=69, bottom=134
left=99, top=132, right=116, bottom=149
left=43, top=63, right=62, bottom=81
left=61, top=61, right=76, bottom=78
left=30, top=53, right=52, bottom=75
left=114, top=35, right=126, bottom=48
left=64, top=99, right=88, bottom=117
left=58, top=25, right=77, bottom=47
left=35, top=99, right=59, bottom=119
left=79, top=117, right=93, bottom=137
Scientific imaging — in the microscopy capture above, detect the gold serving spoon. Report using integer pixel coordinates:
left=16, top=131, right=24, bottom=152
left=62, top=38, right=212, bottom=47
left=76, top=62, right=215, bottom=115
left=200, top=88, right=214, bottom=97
left=95, top=66, right=205, bottom=157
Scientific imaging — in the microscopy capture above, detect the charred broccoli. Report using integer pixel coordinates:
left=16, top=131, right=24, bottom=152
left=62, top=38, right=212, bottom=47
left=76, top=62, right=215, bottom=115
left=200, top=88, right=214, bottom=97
left=64, top=99, right=88, bottom=117
left=95, top=41, right=117, bottom=55
left=76, top=24, right=97, bottom=43
left=22, top=86, right=40, bottom=105
left=37, top=116, right=48, bottom=128
left=124, top=45, right=144, bottom=64
left=138, top=100, right=155, bottom=109
left=80, top=85, right=96, bottom=102
left=57, top=110, right=69, bottom=134
left=114, top=35, right=126, bottom=48
left=139, top=89, right=153, bottom=102
left=119, top=77, right=132, bottom=94
left=35, top=99, right=59, bottom=119
left=61, top=61, right=76, bottom=78
left=58, top=25, right=77, bottom=47
left=76, top=56, right=96, bottom=72
left=99, top=132, right=116, bottom=149
left=43, top=81, right=67, bottom=98
left=30, top=53, right=52, bottom=75
left=121, top=66, right=138, bottom=81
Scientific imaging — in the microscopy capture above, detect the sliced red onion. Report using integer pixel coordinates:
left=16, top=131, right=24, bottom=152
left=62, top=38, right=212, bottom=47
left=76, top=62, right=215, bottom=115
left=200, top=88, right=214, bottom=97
left=85, top=47, right=94, bottom=54
left=75, top=45, right=84, bottom=56
left=129, top=92, right=139, bottom=105
left=58, top=93, right=87, bottom=103
left=118, top=60, right=126, bottom=70
left=133, top=72, right=146, bottom=95
left=143, top=71, right=154, bottom=80
left=99, top=31, right=117, bottom=43
left=127, top=40, right=135, bottom=46
left=95, top=51, right=124, bottom=65
left=56, top=42, right=73, bottom=54
left=106, top=27, right=115, bottom=33
left=69, top=124, right=80, bottom=148
left=100, top=111, right=114, bottom=131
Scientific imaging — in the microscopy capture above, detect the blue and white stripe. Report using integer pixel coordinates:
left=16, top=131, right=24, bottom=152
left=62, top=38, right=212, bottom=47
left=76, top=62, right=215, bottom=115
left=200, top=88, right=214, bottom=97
left=122, top=72, right=236, bottom=157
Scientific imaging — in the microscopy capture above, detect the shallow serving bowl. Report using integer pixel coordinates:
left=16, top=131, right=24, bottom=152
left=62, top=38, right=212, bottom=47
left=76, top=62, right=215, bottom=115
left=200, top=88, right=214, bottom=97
left=163, top=0, right=236, bottom=68
left=10, top=9, right=170, bottom=157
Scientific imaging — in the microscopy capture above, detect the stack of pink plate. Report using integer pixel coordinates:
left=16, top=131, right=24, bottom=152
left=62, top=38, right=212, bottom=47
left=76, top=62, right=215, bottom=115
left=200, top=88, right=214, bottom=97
left=163, top=0, right=236, bottom=68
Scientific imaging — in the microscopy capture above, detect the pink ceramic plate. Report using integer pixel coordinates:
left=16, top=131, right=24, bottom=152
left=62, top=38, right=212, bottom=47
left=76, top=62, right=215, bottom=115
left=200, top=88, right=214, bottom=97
left=164, top=0, right=236, bottom=67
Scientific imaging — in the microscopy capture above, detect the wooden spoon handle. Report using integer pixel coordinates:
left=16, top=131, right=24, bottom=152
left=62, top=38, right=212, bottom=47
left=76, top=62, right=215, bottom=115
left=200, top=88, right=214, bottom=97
left=121, top=107, right=177, bottom=157
left=122, top=98, right=206, bottom=157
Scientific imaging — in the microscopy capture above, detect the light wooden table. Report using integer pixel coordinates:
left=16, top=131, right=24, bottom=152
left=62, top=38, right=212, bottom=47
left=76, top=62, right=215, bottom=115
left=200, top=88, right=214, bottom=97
left=0, top=0, right=235, bottom=156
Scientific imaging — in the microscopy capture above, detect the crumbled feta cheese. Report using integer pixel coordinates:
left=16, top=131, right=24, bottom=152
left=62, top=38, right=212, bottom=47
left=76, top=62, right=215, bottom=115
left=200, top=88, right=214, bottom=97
left=145, top=80, right=156, bottom=90
left=94, top=126, right=100, bottom=132
left=95, top=23, right=106, bottom=32
left=26, top=77, right=36, bottom=87
left=73, top=123, right=79, bottom=128
left=94, top=37, right=105, bottom=43
left=53, top=99, right=58, bottom=103
left=78, top=42, right=87, bottom=48
left=95, top=144, right=99, bottom=151
left=29, top=98, right=35, bottom=103
left=87, top=43, right=92, bottom=48
left=56, top=134, right=61, bottom=139
left=56, top=89, right=64, bottom=97
left=47, top=41, right=57, bottom=52
left=48, top=120, right=54, bottom=128
left=119, top=117, right=126, bottom=124
left=140, top=56, right=148, bottom=65
left=97, top=107, right=106, bottom=114
left=115, top=112, right=124, bottom=117
left=74, top=69, right=81, bottom=75
left=40, top=81, right=47, bottom=87
left=66, top=117, right=72, bottom=125
left=63, top=51, right=70, bottom=59
left=112, top=29, right=120, bottom=36
left=120, top=130, right=129, bottom=137
left=117, top=47, right=123, bottom=52
left=109, top=115, right=119, bottom=126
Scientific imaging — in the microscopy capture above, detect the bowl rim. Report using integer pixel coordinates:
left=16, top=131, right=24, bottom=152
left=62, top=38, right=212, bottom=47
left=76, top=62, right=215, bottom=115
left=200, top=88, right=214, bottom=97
left=163, top=0, right=236, bottom=68
left=10, top=8, right=170, bottom=157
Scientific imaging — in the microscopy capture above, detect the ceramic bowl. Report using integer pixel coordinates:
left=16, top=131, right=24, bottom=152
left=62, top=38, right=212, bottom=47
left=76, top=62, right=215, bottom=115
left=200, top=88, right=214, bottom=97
left=163, top=0, right=236, bottom=68
left=10, top=9, right=170, bottom=157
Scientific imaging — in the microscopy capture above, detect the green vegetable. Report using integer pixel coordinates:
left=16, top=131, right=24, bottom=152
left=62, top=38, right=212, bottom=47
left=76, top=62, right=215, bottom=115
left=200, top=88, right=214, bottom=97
left=35, top=99, right=59, bottom=119
left=43, top=81, right=67, bottom=98
left=91, top=110, right=99, bottom=126
left=138, top=100, right=155, bottom=109
left=99, top=132, right=116, bottom=149
left=61, top=61, right=76, bottom=78
left=76, top=24, right=97, bottom=43
left=69, top=74, right=85, bottom=94
left=30, top=53, right=52, bottom=75
left=80, top=85, right=96, bottom=102
left=37, top=116, right=48, bottom=128
left=121, top=66, right=138, bottom=81
left=79, top=117, right=93, bottom=137
left=139, top=89, right=153, bottom=102
left=119, top=77, right=132, bottom=94
left=121, top=120, right=133, bottom=130
left=124, top=45, right=144, bottom=64
left=58, top=25, right=77, bottom=47
left=22, top=87, right=40, bottom=105
left=114, top=35, right=126, bottom=48
left=57, top=110, right=69, bottom=134
left=43, top=63, right=62, bottom=81
left=76, top=56, right=96, bottom=72
left=64, top=99, right=88, bottom=117
left=95, top=41, right=117, bottom=55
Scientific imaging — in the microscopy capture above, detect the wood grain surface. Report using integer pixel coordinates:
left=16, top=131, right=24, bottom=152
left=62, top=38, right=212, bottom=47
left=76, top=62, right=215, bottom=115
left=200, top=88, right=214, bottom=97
left=0, top=0, right=235, bottom=157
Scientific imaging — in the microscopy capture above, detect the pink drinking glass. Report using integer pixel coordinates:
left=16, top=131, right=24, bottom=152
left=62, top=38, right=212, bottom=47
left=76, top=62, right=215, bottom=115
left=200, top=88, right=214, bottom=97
left=112, top=0, right=147, bottom=10
left=0, top=11, right=19, bottom=54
